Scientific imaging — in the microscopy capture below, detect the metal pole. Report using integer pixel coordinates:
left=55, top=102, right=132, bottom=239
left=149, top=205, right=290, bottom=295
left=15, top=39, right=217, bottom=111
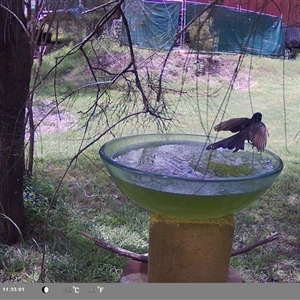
left=180, top=0, right=186, bottom=48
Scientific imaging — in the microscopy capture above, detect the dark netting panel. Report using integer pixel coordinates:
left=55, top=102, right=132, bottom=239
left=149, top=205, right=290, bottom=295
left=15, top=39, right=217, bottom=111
left=42, top=1, right=285, bottom=55
left=186, top=2, right=207, bottom=25
left=211, top=6, right=284, bottom=56
left=121, top=0, right=284, bottom=56
left=121, top=0, right=181, bottom=50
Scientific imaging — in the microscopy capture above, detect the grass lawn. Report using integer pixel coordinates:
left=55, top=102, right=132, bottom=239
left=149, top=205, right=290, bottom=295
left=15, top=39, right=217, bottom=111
left=0, top=42, right=300, bottom=283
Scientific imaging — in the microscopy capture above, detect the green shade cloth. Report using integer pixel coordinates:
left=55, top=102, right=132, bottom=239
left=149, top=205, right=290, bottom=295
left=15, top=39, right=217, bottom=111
left=107, top=0, right=285, bottom=56
left=211, top=6, right=284, bottom=56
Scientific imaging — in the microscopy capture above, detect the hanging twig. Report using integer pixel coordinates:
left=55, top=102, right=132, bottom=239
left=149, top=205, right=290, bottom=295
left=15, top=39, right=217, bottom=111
left=79, top=231, right=279, bottom=262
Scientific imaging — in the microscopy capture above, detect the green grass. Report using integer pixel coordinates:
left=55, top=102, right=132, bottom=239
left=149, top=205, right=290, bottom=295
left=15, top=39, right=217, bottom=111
left=1, top=154, right=149, bottom=283
left=1, top=42, right=300, bottom=283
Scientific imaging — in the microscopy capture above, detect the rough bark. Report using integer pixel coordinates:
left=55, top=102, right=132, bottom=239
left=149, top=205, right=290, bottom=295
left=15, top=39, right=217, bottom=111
left=0, top=1, right=33, bottom=245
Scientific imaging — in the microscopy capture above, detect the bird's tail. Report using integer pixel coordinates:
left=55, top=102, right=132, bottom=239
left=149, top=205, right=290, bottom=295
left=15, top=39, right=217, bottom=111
left=206, top=133, right=245, bottom=153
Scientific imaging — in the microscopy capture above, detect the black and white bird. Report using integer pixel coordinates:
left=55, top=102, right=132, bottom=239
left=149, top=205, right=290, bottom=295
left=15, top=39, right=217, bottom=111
left=206, top=112, right=268, bottom=153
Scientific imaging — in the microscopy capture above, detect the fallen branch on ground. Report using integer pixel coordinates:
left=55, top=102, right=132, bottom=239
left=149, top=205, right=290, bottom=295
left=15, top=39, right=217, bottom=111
left=230, top=232, right=279, bottom=257
left=79, top=231, right=279, bottom=262
left=80, top=231, right=149, bottom=262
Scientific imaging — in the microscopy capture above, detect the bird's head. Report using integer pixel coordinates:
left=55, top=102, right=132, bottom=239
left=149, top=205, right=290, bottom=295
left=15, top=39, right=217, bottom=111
left=252, top=112, right=262, bottom=122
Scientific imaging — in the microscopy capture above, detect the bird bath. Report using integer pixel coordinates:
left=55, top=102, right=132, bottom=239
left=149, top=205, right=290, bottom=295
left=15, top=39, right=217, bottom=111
left=99, top=133, right=283, bottom=282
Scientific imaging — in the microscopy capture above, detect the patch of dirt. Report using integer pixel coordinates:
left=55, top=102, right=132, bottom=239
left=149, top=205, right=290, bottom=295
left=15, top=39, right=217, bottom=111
left=90, top=49, right=255, bottom=91
left=27, top=50, right=255, bottom=143
left=26, top=101, right=75, bottom=137
left=28, top=49, right=256, bottom=141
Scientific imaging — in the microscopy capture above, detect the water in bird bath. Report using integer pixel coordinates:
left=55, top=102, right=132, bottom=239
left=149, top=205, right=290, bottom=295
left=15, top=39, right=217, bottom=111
left=113, top=140, right=275, bottom=195
left=101, top=135, right=283, bottom=219
left=114, top=141, right=274, bottom=179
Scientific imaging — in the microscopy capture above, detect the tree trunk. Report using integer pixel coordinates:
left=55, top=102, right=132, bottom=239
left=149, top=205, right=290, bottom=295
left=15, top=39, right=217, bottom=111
left=0, top=1, right=33, bottom=245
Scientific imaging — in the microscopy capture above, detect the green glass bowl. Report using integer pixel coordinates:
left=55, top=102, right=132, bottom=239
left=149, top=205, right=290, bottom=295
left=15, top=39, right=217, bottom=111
left=99, top=134, right=283, bottom=220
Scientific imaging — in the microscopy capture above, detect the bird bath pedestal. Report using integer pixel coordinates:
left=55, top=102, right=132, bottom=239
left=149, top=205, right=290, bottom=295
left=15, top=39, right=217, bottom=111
left=147, top=213, right=234, bottom=282
left=100, top=134, right=283, bottom=283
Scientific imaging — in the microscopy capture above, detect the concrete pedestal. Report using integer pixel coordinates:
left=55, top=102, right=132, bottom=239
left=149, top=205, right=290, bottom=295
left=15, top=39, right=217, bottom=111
left=120, top=260, right=244, bottom=283
left=147, top=213, right=235, bottom=283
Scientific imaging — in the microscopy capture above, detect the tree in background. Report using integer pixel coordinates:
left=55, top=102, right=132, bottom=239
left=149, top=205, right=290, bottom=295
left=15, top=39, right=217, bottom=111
left=0, top=0, right=115, bottom=245
left=0, top=1, right=33, bottom=244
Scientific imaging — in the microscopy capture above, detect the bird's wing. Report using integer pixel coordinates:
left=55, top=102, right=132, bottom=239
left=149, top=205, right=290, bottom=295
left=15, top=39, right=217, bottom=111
left=206, top=131, right=246, bottom=152
left=249, top=122, right=268, bottom=152
left=214, top=117, right=251, bottom=133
